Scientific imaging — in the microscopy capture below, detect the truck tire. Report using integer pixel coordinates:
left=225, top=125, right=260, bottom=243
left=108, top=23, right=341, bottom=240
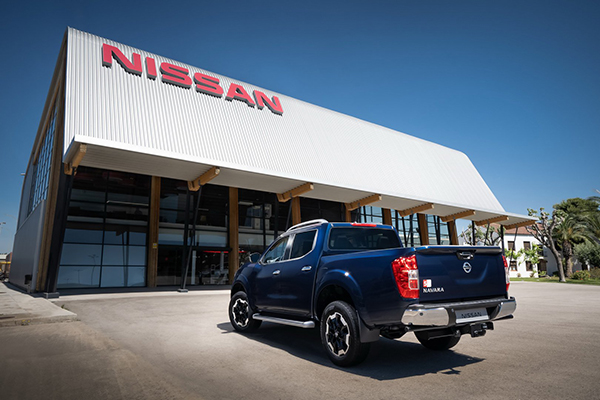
left=414, top=331, right=461, bottom=351
left=320, top=301, right=370, bottom=367
left=229, top=291, right=262, bottom=332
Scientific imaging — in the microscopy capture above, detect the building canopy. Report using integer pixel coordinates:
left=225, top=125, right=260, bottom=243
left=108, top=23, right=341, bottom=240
left=62, top=28, right=534, bottom=228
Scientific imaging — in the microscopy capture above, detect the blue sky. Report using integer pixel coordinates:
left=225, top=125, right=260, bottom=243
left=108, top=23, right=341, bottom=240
left=1, top=0, right=599, bottom=252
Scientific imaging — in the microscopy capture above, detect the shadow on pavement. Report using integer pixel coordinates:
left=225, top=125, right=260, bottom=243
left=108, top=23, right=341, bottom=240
left=217, top=321, right=484, bottom=380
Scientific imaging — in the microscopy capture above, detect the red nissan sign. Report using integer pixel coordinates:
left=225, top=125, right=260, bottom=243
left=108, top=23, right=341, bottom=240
left=102, top=44, right=283, bottom=115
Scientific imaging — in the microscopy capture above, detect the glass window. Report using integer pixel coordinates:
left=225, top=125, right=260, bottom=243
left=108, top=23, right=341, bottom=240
left=262, top=237, right=289, bottom=264
left=28, top=105, right=57, bottom=215
left=127, top=267, right=146, bottom=286
left=159, top=179, right=227, bottom=227
left=301, top=198, right=343, bottom=223
left=159, top=229, right=184, bottom=245
left=63, top=223, right=104, bottom=244
left=195, top=230, right=227, bottom=247
left=104, top=224, right=147, bottom=245
left=358, top=206, right=383, bottom=224
left=57, top=166, right=151, bottom=290
left=106, top=171, right=150, bottom=205
left=106, top=204, right=149, bottom=222
left=427, top=215, right=450, bottom=245
left=508, top=241, right=515, bottom=251
left=102, top=245, right=146, bottom=266
left=329, top=227, right=400, bottom=250
left=100, top=266, right=127, bottom=287
left=59, top=244, right=103, bottom=265
left=393, top=212, right=420, bottom=247
left=290, top=230, right=317, bottom=259
left=56, top=266, right=101, bottom=288
left=68, top=201, right=106, bottom=219
left=69, top=167, right=107, bottom=203
left=524, top=242, right=531, bottom=250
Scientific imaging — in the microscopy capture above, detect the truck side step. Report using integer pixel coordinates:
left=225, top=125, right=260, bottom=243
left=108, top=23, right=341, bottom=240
left=253, top=314, right=315, bottom=329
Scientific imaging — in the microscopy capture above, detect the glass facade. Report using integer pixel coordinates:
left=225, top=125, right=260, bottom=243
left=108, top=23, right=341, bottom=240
left=55, top=166, right=459, bottom=289
left=57, top=167, right=150, bottom=289
left=28, top=104, right=57, bottom=216
left=157, top=179, right=229, bottom=286
left=426, top=215, right=450, bottom=245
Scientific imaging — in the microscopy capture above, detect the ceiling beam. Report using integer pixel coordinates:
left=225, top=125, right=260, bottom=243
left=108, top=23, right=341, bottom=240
left=440, top=209, right=476, bottom=223
left=345, top=194, right=382, bottom=211
left=397, top=203, right=434, bottom=217
left=503, top=220, right=534, bottom=230
left=474, top=216, right=509, bottom=226
left=188, top=166, right=220, bottom=191
left=64, top=143, right=87, bottom=175
left=277, top=182, right=314, bottom=203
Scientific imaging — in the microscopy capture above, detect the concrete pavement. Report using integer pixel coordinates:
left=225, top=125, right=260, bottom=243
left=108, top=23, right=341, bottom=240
left=2, top=282, right=600, bottom=399
left=0, top=282, right=77, bottom=327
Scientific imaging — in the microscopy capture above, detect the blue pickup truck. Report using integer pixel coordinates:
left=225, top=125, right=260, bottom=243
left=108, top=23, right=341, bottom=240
left=229, top=219, right=516, bottom=366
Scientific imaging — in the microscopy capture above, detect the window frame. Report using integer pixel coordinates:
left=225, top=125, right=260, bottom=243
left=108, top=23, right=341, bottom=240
left=287, top=229, right=318, bottom=261
left=260, top=236, right=290, bottom=264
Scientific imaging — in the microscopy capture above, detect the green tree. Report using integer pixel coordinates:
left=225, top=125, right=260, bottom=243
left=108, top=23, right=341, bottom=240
left=523, top=243, right=542, bottom=275
left=575, top=241, right=600, bottom=269
left=527, top=208, right=566, bottom=282
left=553, top=215, right=590, bottom=277
left=584, top=206, right=600, bottom=246
left=554, top=198, right=599, bottom=217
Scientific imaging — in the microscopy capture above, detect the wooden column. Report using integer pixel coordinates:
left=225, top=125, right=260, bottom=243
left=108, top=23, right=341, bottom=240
left=447, top=220, right=459, bottom=245
left=147, top=176, right=161, bottom=287
left=344, top=208, right=352, bottom=222
left=417, top=214, right=430, bottom=245
left=228, top=187, right=239, bottom=284
left=291, top=197, right=301, bottom=225
left=382, top=208, right=392, bottom=226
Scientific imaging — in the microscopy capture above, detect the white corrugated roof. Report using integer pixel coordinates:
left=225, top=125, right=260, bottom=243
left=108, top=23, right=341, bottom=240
left=63, top=28, right=533, bottom=227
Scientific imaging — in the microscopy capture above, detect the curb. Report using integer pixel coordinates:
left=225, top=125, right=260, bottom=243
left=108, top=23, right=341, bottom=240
left=0, top=313, right=78, bottom=327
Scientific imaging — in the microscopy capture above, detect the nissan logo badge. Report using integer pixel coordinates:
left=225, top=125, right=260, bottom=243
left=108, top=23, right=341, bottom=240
left=463, top=262, right=472, bottom=274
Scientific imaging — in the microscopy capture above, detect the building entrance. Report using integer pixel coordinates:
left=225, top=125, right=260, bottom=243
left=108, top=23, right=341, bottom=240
left=156, top=246, right=229, bottom=286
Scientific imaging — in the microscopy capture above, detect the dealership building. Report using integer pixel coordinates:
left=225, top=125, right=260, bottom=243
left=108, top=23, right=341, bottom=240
left=11, top=28, right=534, bottom=295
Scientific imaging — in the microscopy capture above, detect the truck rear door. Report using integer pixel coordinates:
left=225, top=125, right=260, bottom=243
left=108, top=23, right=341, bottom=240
left=415, top=246, right=507, bottom=302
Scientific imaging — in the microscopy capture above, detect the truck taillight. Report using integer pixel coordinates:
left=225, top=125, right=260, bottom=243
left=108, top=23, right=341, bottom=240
left=502, top=255, right=510, bottom=292
left=392, top=255, right=419, bottom=299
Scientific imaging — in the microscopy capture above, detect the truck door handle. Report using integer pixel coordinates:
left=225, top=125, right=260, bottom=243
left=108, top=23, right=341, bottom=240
left=272, top=270, right=281, bottom=276
left=301, top=266, right=312, bottom=272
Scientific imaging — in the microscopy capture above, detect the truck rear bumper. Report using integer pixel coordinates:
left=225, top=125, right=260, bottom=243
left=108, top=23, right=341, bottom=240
left=401, top=297, right=516, bottom=327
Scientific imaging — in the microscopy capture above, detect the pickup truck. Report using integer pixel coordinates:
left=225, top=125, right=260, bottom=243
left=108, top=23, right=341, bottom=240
left=228, top=219, right=516, bottom=366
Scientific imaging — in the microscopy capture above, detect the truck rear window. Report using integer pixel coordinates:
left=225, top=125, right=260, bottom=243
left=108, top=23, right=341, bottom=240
left=328, top=227, right=401, bottom=250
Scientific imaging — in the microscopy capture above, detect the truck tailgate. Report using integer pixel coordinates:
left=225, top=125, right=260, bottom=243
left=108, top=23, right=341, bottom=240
left=415, top=246, right=507, bottom=301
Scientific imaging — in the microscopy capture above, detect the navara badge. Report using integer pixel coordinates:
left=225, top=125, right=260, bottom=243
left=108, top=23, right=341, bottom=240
left=463, top=262, right=472, bottom=273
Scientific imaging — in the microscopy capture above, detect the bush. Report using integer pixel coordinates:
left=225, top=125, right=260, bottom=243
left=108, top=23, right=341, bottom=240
left=590, top=268, right=600, bottom=280
left=571, top=270, right=591, bottom=281
left=553, top=271, right=560, bottom=277
left=517, top=273, right=521, bottom=278
left=539, top=271, right=547, bottom=277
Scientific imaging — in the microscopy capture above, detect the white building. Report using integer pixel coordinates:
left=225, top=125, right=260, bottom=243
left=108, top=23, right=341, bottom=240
left=502, top=226, right=583, bottom=278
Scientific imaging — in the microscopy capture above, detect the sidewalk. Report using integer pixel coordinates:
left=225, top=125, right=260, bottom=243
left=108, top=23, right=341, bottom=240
left=0, top=282, right=77, bottom=327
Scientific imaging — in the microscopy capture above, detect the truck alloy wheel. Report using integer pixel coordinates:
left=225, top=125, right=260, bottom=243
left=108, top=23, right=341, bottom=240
left=320, top=301, right=370, bottom=367
left=232, top=298, right=250, bottom=328
left=325, top=312, right=350, bottom=356
left=229, top=291, right=262, bottom=332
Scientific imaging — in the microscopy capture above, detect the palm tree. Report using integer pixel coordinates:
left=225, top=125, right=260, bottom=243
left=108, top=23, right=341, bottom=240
left=554, top=215, right=590, bottom=277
